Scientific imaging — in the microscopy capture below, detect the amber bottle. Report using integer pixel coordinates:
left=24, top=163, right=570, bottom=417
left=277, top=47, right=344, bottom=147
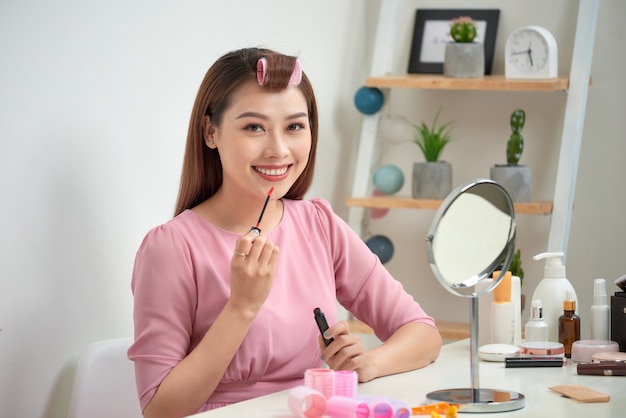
left=558, top=292, right=580, bottom=358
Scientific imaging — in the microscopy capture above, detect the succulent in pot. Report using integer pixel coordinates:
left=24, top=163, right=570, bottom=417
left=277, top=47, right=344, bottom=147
left=507, top=109, right=526, bottom=165
left=411, top=107, right=452, bottom=162
left=411, top=108, right=454, bottom=199
left=450, top=16, right=478, bottom=43
left=490, top=108, right=532, bottom=202
left=444, top=16, right=484, bottom=78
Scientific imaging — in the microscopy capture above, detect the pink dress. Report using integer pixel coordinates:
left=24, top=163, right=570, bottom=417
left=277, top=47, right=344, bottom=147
left=128, top=198, right=435, bottom=412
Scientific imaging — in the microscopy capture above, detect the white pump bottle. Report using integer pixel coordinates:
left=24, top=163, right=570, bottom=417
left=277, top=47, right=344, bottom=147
left=531, top=251, right=578, bottom=342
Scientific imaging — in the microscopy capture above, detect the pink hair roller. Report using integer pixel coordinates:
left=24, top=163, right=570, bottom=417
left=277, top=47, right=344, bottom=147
left=256, top=57, right=302, bottom=86
left=288, top=386, right=327, bottom=418
left=333, top=370, right=357, bottom=399
left=256, top=57, right=268, bottom=86
left=288, top=58, right=303, bottom=85
left=389, top=400, right=410, bottom=418
left=370, top=398, right=394, bottom=418
left=326, top=396, right=370, bottom=418
left=304, top=368, right=335, bottom=399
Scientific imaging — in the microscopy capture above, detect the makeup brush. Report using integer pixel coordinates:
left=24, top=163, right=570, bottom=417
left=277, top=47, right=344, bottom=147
left=250, top=187, right=275, bottom=234
left=615, top=274, right=626, bottom=291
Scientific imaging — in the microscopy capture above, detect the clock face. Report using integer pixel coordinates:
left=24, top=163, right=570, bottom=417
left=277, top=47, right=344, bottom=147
left=507, top=29, right=550, bottom=73
left=505, top=26, right=558, bottom=79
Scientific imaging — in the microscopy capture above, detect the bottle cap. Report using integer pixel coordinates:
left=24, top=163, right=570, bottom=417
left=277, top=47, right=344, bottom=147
left=563, top=290, right=576, bottom=311
left=493, top=271, right=512, bottom=303
left=593, top=278, right=607, bottom=305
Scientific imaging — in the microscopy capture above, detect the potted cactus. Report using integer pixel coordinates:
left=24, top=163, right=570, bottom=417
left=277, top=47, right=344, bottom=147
left=411, top=108, right=454, bottom=199
left=490, top=109, right=532, bottom=202
left=444, top=16, right=485, bottom=78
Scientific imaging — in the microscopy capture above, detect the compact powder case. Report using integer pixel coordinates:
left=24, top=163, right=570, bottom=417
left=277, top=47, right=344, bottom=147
left=479, top=344, right=520, bottom=362
left=519, top=342, right=565, bottom=357
left=591, top=351, right=626, bottom=363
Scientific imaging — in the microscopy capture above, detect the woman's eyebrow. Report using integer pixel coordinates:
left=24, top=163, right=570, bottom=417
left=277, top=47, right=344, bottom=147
left=235, top=111, right=308, bottom=120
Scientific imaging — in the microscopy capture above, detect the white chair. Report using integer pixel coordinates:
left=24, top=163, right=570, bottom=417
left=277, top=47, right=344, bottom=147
left=67, top=337, right=142, bottom=418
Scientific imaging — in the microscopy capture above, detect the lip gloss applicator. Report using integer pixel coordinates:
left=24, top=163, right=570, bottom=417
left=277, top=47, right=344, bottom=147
left=250, top=186, right=275, bottom=234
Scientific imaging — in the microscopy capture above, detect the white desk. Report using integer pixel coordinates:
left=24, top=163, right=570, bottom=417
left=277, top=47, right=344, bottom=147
left=187, top=339, right=625, bottom=417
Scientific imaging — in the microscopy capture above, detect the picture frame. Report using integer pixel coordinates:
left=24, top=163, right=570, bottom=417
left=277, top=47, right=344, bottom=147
left=408, top=9, right=500, bottom=74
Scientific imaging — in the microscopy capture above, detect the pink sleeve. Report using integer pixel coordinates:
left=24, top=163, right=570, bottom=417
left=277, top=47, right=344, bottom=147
left=127, top=224, right=197, bottom=412
left=309, top=198, right=436, bottom=342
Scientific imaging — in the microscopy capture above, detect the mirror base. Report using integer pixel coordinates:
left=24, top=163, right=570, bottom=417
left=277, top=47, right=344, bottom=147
left=426, top=388, right=525, bottom=413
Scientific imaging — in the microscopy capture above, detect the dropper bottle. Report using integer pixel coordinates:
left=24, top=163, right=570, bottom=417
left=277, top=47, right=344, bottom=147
left=558, top=291, right=580, bottom=358
left=524, top=298, right=548, bottom=342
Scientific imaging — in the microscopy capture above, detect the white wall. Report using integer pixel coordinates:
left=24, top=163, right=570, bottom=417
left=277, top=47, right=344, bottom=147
left=0, top=0, right=624, bottom=417
left=0, top=1, right=372, bottom=416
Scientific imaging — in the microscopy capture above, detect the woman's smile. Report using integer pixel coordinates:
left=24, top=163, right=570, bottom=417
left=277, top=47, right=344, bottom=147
left=253, top=164, right=292, bottom=181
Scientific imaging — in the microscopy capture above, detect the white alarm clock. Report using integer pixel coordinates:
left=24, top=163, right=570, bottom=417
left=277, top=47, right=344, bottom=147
left=505, top=26, right=558, bottom=79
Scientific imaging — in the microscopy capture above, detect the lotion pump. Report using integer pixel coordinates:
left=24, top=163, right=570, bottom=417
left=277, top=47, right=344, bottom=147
left=531, top=251, right=578, bottom=342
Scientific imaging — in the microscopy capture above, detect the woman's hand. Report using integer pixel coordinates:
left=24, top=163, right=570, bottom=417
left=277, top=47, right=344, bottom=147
left=318, top=321, right=378, bottom=383
left=228, top=230, right=280, bottom=317
left=319, top=321, right=442, bottom=384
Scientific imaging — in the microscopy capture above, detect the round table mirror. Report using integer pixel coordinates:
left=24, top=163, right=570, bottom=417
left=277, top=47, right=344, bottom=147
left=425, top=179, right=525, bottom=413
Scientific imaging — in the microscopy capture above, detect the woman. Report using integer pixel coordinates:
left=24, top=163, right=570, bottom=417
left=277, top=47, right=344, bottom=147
left=128, top=47, right=441, bottom=418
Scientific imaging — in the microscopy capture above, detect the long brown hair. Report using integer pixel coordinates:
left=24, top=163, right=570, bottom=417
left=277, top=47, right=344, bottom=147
left=174, top=48, right=319, bottom=216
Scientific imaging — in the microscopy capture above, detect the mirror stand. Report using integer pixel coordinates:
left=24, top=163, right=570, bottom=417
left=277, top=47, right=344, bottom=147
left=426, top=297, right=525, bottom=413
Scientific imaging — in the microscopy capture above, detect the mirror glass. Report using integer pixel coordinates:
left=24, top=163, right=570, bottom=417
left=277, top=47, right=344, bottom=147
left=426, top=180, right=516, bottom=297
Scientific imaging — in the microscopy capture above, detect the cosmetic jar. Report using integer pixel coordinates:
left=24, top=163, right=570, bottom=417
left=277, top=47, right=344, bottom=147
left=571, top=340, right=619, bottom=363
left=519, top=341, right=565, bottom=357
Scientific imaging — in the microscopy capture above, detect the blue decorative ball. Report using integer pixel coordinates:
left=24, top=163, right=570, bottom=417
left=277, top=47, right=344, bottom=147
left=373, top=164, right=404, bottom=195
left=354, top=86, right=384, bottom=115
left=366, top=235, right=394, bottom=264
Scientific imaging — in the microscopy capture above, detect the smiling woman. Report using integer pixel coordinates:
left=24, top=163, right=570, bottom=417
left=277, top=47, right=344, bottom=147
left=127, top=47, right=441, bottom=418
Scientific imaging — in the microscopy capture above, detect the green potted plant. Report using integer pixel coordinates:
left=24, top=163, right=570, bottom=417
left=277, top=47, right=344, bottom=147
left=411, top=108, right=454, bottom=199
left=490, top=109, right=532, bottom=202
left=444, top=16, right=485, bottom=78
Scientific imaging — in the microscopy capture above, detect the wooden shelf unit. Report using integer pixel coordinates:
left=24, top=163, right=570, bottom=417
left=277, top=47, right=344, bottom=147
left=346, top=196, right=553, bottom=215
left=347, top=0, right=598, bottom=257
left=365, top=74, right=570, bottom=92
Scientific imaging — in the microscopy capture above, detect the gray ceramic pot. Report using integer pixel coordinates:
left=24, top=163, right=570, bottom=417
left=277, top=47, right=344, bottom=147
left=443, top=42, right=485, bottom=78
left=412, top=161, right=453, bottom=199
left=490, top=165, right=532, bottom=202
